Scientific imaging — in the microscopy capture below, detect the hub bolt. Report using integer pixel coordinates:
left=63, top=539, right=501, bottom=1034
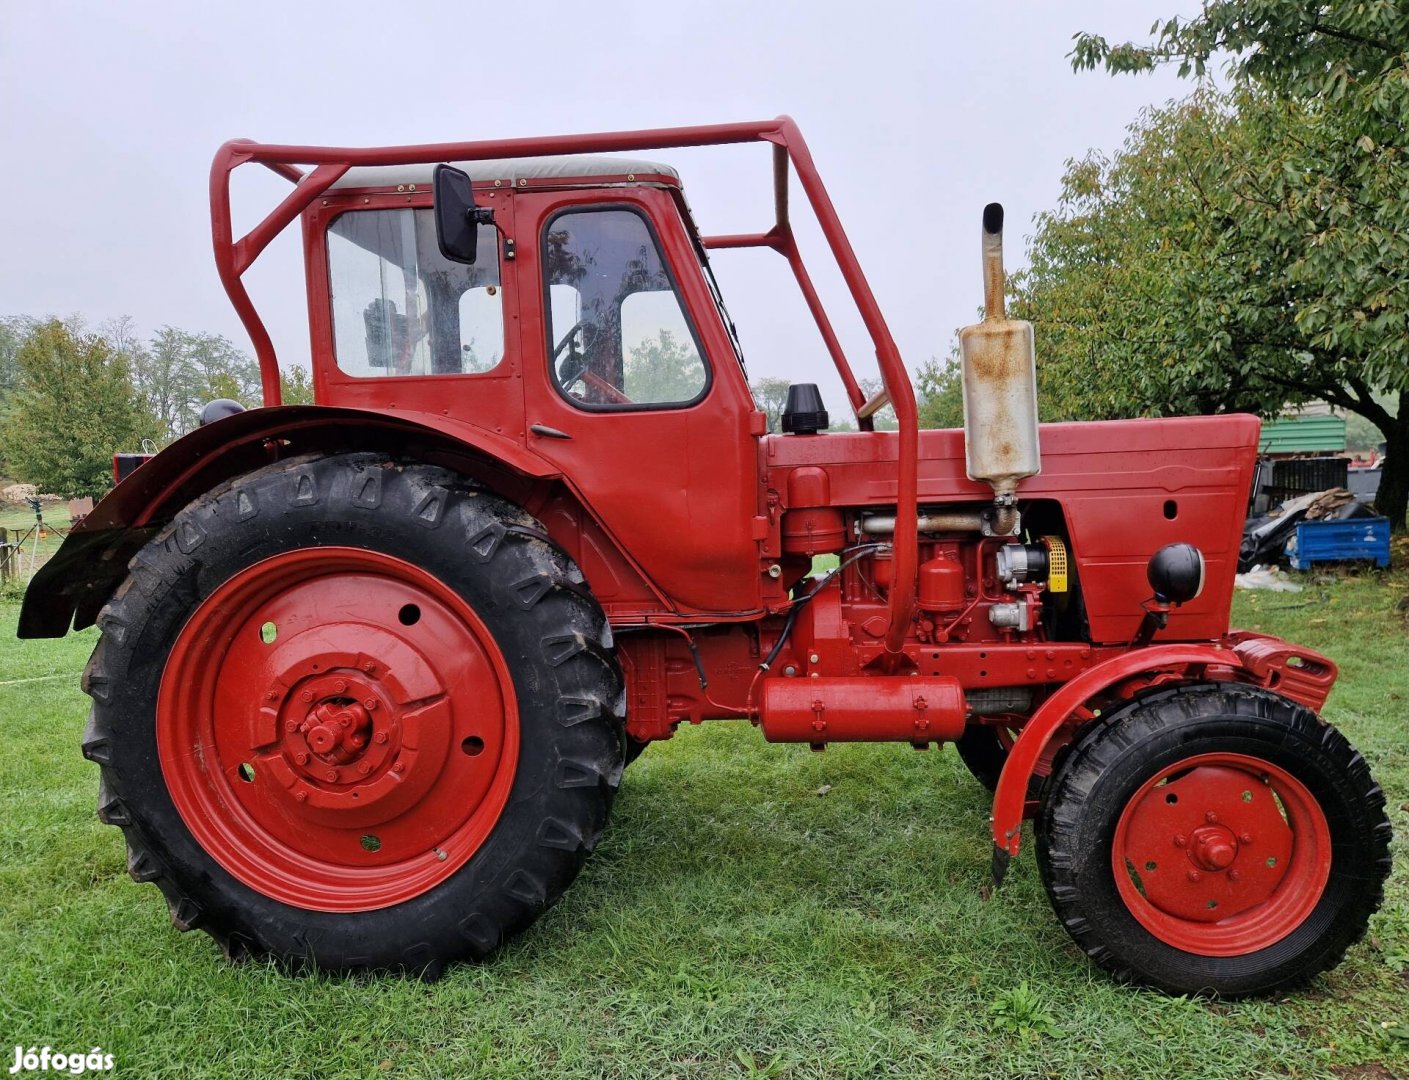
left=295, top=791, right=307, bottom=803
left=363, top=662, right=377, bottom=674
left=358, top=762, right=372, bottom=775
left=301, top=690, right=313, bottom=702
left=1173, top=834, right=1187, bottom=848
left=392, top=762, right=405, bottom=774
left=1205, top=811, right=1219, bottom=824
left=325, top=768, right=338, bottom=782
left=375, top=732, right=389, bottom=744
left=351, top=735, right=365, bottom=748
left=295, top=752, right=309, bottom=765
left=285, top=720, right=297, bottom=733
left=1240, top=833, right=1253, bottom=845
left=334, top=679, right=347, bottom=693
left=365, top=698, right=378, bottom=710
left=266, top=691, right=278, bottom=701
left=1227, top=869, right=1241, bottom=883
left=1187, top=870, right=1202, bottom=883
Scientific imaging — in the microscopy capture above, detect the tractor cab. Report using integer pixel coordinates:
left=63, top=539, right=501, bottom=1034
left=301, top=155, right=767, bottom=616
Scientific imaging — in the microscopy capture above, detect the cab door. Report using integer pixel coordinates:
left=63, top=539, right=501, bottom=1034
left=514, top=186, right=763, bottom=615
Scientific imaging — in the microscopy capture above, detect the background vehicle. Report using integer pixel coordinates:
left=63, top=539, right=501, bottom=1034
left=20, top=118, right=1390, bottom=995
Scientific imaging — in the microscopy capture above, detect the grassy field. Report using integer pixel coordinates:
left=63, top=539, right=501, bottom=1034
left=0, top=574, right=1406, bottom=1079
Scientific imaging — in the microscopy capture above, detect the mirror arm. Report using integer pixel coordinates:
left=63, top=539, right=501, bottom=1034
left=471, top=206, right=516, bottom=262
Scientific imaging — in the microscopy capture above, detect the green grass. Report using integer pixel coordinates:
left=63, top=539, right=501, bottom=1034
left=0, top=575, right=1406, bottom=1079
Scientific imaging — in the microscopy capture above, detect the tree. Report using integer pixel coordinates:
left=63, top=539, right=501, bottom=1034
left=623, top=330, right=705, bottom=404
left=915, top=357, right=965, bottom=430
left=750, top=376, right=793, bottom=432
left=133, top=326, right=262, bottom=441
left=280, top=365, right=316, bottom=405
left=2, top=320, right=160, bottom=498
left=1066, top=2, right=1409, bottom=524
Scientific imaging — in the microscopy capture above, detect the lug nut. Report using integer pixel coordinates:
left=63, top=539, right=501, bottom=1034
left=325, top=768, right=338, bottom=782
left=301, top=690, right=313, bottom=702
left=284, top=720, right=297, bottom=733
left=1187, top=870, right=1202, bottom=883
left=334, top=679, right=347, bottom=693
left=358, top=762, right=372, bottom=775
left=266, top=691, right=278, bottom=701
left=1240, top=833, right=1253, bottom=845
left=1227, top=869, right=1241, bottom=883
left=374, top=732, right=388, bottom=744
left=364, top=698, right=378, bottom=710
left=363, top=662, right=377, bottom=674
left=295, top=752, right=309, bottom=765
left=1173, top=834, right=1187, bottom=848
left=1205, top=811, right=1219, bottom=824
left=295, top=791, right=307, bottom=803
left=392, top=762, right=405, bottom=774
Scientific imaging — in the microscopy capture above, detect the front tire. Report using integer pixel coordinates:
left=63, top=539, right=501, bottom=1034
left=1036, top=683, right=1391, bottom=996
left=82, top=453, right=624, bottom=974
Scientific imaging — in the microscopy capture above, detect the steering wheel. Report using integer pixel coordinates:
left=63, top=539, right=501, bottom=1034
left=551, top=319, right=592, bottom=390
left=548, top=318, right=634, bottom=405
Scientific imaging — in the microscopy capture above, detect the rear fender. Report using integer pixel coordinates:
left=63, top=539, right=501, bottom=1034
left=19, top=405, right=560, bottom=638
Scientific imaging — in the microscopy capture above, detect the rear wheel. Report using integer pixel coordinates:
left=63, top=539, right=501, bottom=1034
left=82, top=453, right=624, bottom=974
left=1037, top=683, right=1391, bottom=996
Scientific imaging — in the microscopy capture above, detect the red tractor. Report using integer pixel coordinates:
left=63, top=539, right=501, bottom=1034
left=22, top=118, right=1390, bottom=995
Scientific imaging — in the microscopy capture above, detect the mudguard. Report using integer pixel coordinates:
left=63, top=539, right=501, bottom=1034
left=19, top=405, right=559, bottom=638
left=988, top=636, right=1336, bottom=878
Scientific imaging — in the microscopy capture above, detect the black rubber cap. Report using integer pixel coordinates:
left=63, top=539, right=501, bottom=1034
left=983, top=202, right=1004, bottom=234
left=781, top=383, right=828, bottom=434
left=199, top=398, right=247, bottom=427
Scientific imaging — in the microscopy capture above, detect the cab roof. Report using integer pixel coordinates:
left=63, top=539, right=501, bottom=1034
left=329, top=154, right=680, bottom=191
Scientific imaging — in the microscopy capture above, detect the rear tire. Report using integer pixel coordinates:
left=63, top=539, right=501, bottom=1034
left=81, top=452, right=624, bottom=974
left=1036, top=683, right=1391, bottom=996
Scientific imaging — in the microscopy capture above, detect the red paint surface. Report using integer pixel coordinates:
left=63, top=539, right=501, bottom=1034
left=157, top=547, right=518, bottom=911
left=1112, top=753, right=1331, bottom=956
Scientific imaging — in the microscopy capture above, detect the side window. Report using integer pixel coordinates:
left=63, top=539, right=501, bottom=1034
left=327, top=208, right=504, bottom=377
left=543, top=208, right=708, bottom=409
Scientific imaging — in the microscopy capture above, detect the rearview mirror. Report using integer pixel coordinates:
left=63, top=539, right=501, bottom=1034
left=434, top=164, right=482, bottom=264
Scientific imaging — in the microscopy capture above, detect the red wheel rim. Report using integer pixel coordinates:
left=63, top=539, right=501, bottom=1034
left=158, top=547, right=519, bottom=912
left=1112, top=752, right=1331, bottom=956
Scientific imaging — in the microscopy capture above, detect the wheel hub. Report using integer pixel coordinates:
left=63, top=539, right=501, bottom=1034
left=158, top=547, right=520, bottom=912
left=1111, top=752, right=1331, bottom=955
left=301, top=698, right=373, bottom=763
left=1185, top=823, right=1238, bottom=872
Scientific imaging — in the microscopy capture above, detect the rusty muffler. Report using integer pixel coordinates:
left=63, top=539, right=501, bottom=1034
left=958, top=203, right=1041, bottom=534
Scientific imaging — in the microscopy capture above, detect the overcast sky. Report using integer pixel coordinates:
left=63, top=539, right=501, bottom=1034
left=0, top=0, right=1195, bottom=414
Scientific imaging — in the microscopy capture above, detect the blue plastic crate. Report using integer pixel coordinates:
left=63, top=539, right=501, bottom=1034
left=1288, top=517, right=1390, bottom=570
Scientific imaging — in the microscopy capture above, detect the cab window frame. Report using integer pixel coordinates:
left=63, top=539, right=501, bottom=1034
left=540, top=202, right=713, bottom=413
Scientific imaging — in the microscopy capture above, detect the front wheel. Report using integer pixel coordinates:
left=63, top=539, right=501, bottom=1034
left=1037, top=683, right=1391, bottom=996
left=82, top=453, right=624, bottom=974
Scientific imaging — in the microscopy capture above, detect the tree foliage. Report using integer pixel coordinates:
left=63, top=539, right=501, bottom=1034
left=623, top=330, right=706, bottom=404
left=133, top=326, right=261, bottom=441
left=915, top=359, right=965, bottom=430
left=1, top=321, right=160, bottom=498
left=1047, top=2, right=1409, bottom=524
left=750, top=377, right=793, bottom=432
